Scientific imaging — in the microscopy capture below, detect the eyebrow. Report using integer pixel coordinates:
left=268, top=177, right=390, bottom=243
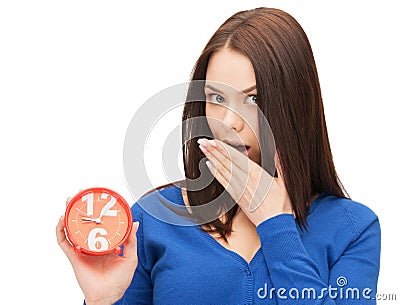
left=241, top=85, right=257, bottom=94
left=204, top=84, right=257, bottom=95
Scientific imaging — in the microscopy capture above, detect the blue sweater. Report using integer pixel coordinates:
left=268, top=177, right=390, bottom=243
left=112, top=185, right=380, bottom=304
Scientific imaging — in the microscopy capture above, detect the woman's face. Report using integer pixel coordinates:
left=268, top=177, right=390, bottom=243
left=205, top=48, right=261, bottom=165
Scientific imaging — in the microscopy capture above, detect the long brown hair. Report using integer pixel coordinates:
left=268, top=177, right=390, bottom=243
left=142, top=7, right=349, bottom=242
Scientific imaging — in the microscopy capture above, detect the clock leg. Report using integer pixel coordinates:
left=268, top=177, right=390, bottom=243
left=114, top=246, right=122, bottom=255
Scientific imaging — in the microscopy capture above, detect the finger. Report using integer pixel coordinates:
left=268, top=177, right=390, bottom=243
left=199, top=138, right=251, bottom=176
left=204, top=147, right=233, bottom=180
left=202, top=143, right=251, bottom=186
left=212, top=147, right=272, bottom=212
left=206, top=160, right=245, bottom=202
left=65, top=197, right=71, bottom=207
left=204, top=142, right=259, bottom=193
left=205, top=149, right=239, bottom=189
left=56, top=216, right=75, bottom=259
left=199, top=141, right=233, bottom=178
left=200, top=138, right=275, bottom=211
left=205, top=139, right=276, bottom=188
left=207, top=157, right=259, bottom=213
left=216, top=139, right=276, bottom=192
left=206, top=161, right=229, bottom=189
left=65, top=188, right=84, bottom=208
left=122, top=222, right=139, bottom=261
left=202, top=141, right=264, bottom=204
left=213, top=139, right=254, bottom=175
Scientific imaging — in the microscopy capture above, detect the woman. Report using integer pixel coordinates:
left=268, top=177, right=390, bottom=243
left=56, top=7, right=380, bottom=304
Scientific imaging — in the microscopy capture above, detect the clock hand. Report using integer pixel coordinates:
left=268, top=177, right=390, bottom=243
left=96, top=197, right=115, bottom=223
left=81, top=216, right=98, bottom=222
left=81, top=217, right=104, bottom=224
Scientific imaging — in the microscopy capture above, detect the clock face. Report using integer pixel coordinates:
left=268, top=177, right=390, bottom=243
left=65, top=188, right=133, bottom=255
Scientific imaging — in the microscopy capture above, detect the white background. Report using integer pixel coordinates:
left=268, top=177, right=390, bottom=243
left=1, top=0, right=399, bottom=304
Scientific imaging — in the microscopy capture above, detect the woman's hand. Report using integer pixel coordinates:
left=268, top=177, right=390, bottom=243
left=56, top=214, right=139, bottom=305
left=197, top=138, right=293, bottom=226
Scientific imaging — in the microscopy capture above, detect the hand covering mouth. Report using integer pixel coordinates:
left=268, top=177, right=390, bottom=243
left=222, top=140, right=250, bottom=152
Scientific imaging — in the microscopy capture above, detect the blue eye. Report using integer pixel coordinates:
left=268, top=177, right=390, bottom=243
left=208, top=94, right=225, bottom=103
left=247, top=95, right=257, bottom=104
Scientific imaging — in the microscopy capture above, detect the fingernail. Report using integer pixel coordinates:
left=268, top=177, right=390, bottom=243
left=208, top=139, right=217, bottom=147
left=197, top=138, right=207, bottom=146
left=199, top=144, right=207, bottom=153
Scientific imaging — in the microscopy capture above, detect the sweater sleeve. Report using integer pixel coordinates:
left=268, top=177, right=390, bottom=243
left=113, top=204, right=153, bottom=305
left=256, top=212, right=380, bottom=304
left=113, top=261, right=153, bottom=304
left=83, top=257, right=153, bottom=305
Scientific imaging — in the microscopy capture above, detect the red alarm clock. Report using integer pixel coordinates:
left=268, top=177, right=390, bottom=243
left=64, top=187, right=133, bottom=255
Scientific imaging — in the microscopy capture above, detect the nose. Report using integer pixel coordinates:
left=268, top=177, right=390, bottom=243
left=222, top=107, right=244, bottom=132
